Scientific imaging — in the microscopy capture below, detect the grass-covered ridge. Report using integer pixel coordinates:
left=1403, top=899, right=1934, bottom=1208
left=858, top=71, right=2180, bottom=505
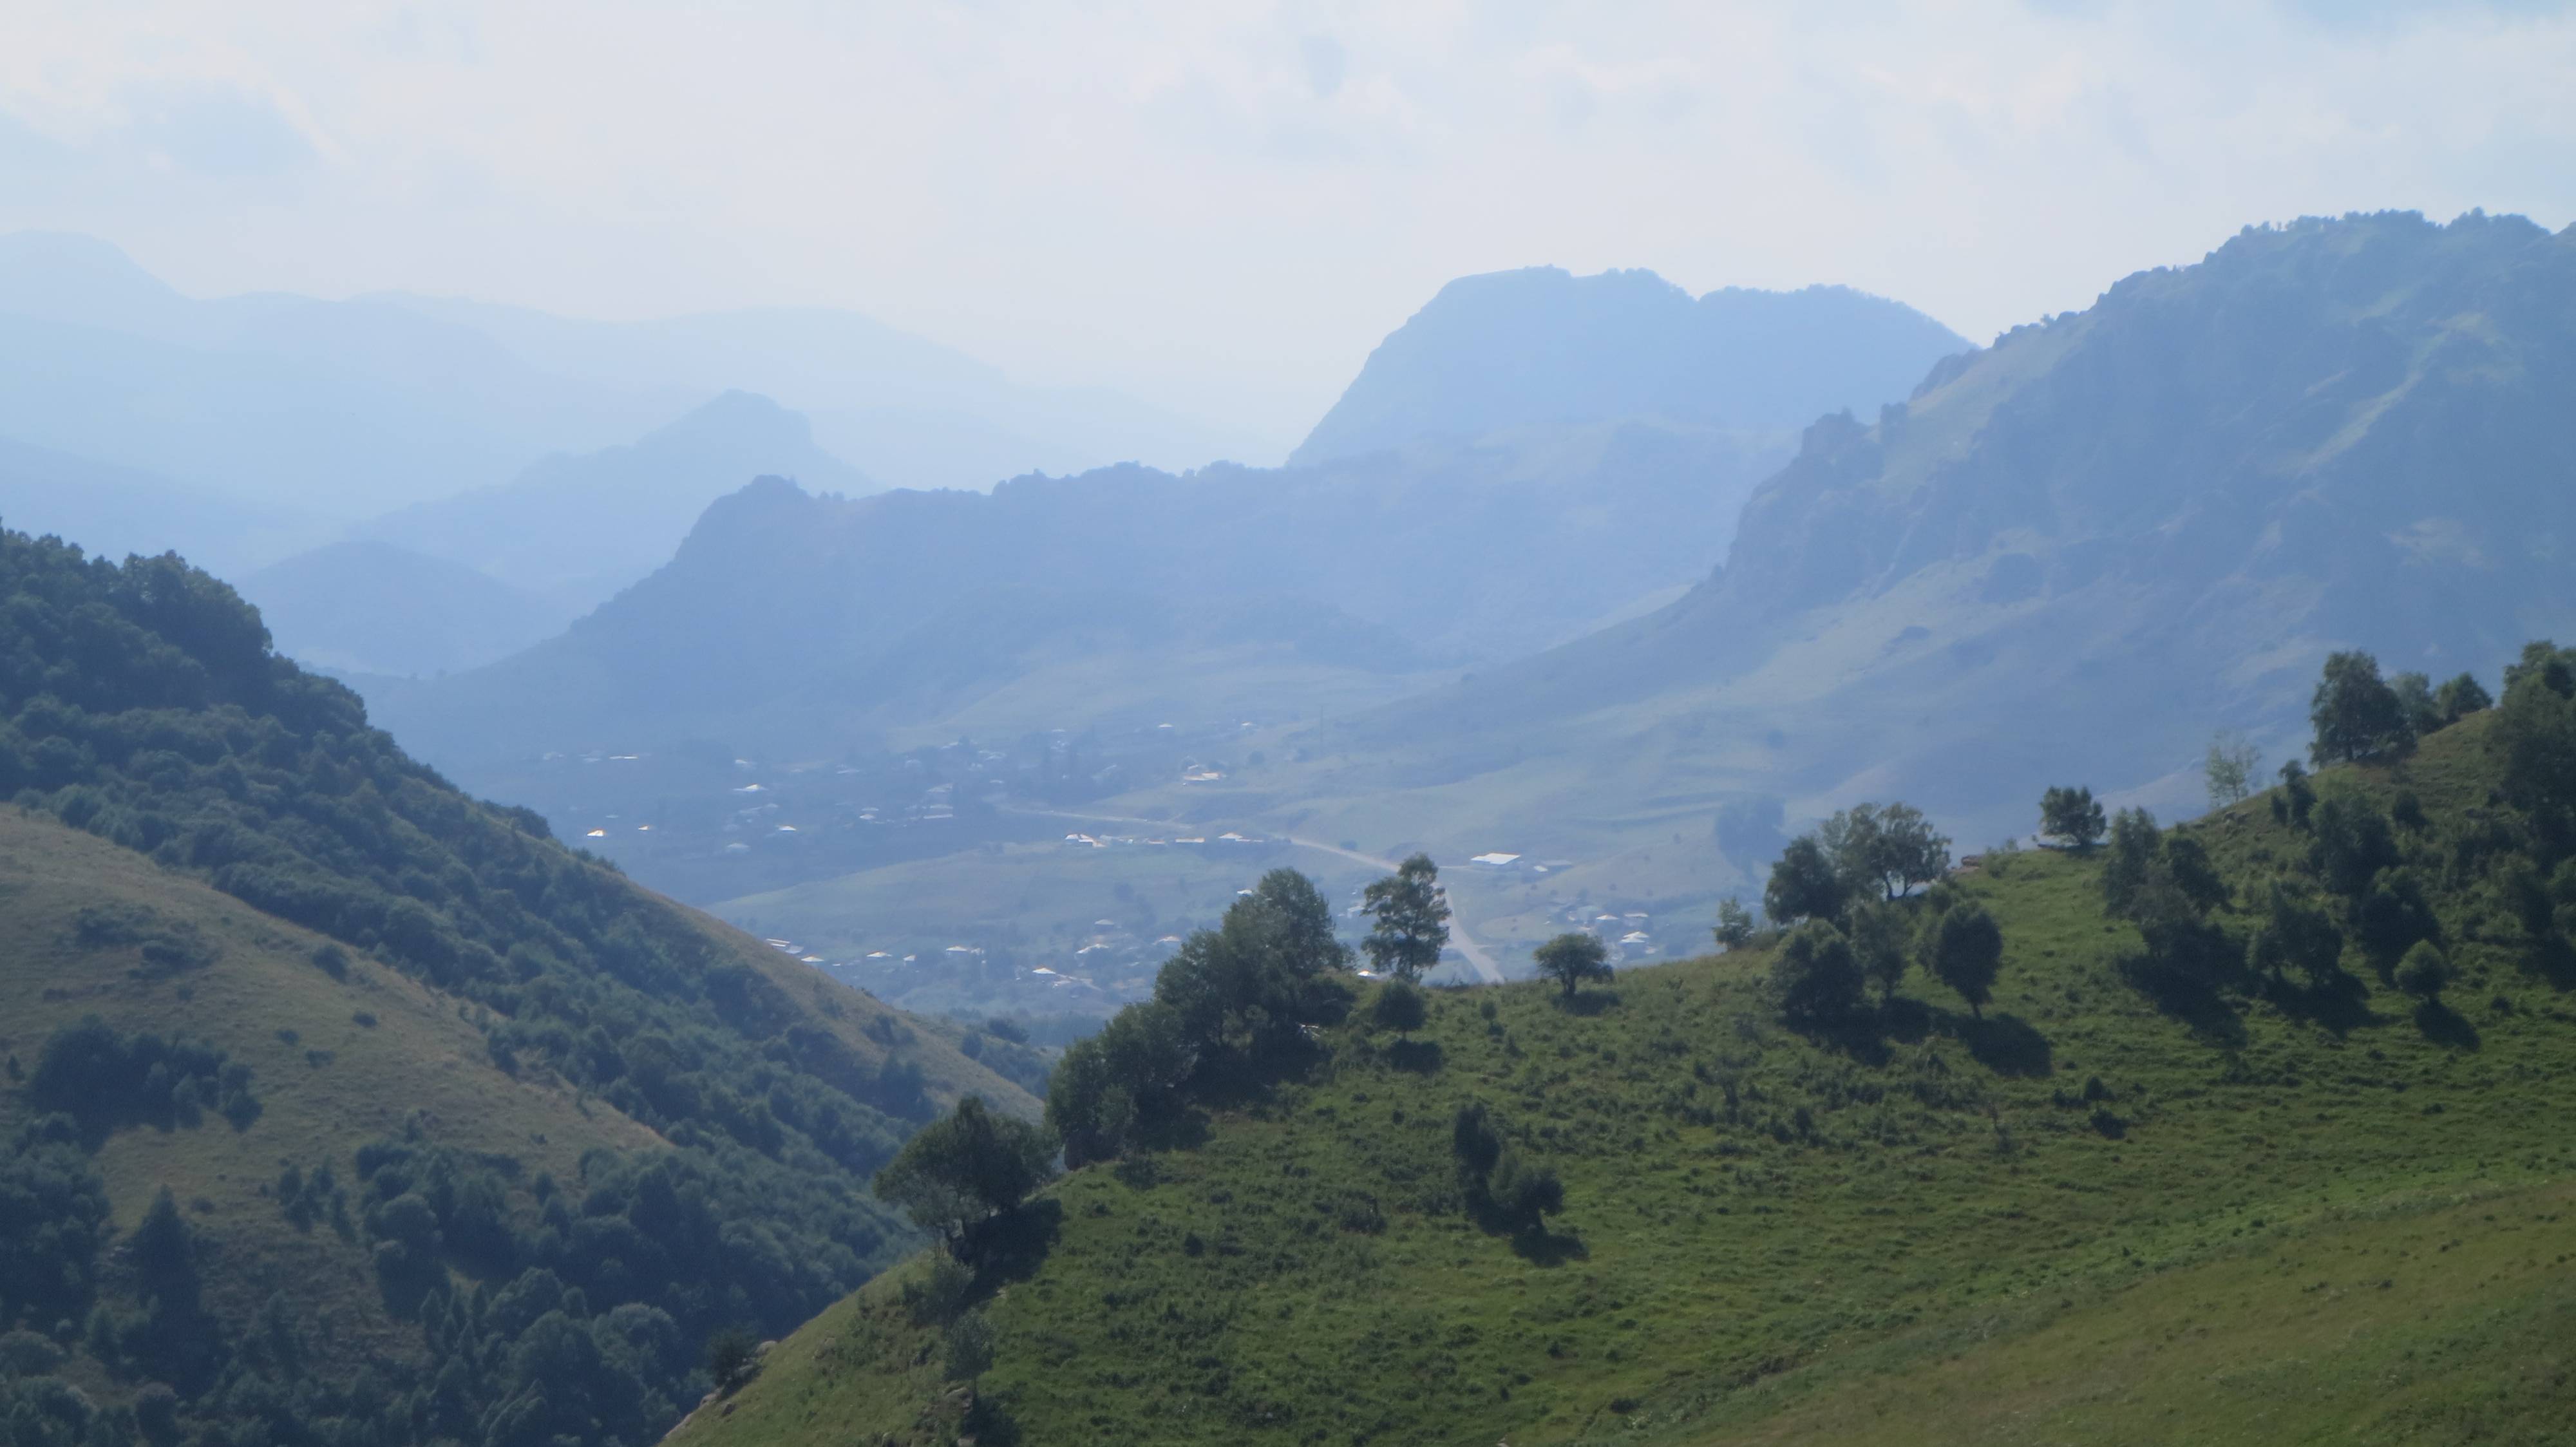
left=674, top=708, right=2576, bottom=1445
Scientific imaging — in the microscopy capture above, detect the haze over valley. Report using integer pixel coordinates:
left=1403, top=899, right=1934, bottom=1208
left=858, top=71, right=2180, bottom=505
left=6, top=6, right=2576, bottom=1445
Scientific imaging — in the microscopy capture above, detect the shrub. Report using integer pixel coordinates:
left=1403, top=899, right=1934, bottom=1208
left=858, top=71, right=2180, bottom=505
left=1769, top=920, right=1863, bottom=1023
left=703, top=1325, right=759, bottom=1392
left=1371, top=980, right=1428, bottom=1035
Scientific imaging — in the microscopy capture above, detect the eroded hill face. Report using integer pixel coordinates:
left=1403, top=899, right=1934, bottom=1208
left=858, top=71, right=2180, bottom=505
left=0, top=527, right=1037, bottom=1447
left=670, top=712, right=2576, bottom=1446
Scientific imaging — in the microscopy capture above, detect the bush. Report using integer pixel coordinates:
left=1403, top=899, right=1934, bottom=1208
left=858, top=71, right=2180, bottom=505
left=703, top=1325, right=759, bottom=1392
left=1769, top=920, right=1864, bottom=1023
left=2395, top=941, right=2451, bottom=1001
left=1371, top=980, right=1428, bottom=1035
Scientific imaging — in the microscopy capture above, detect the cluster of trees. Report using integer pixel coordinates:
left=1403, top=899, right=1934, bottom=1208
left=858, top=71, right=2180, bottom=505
left=1047, top=868, right=1359, bottom=1166
left=1754, top=802, right=1996, bottom=1023
left=28, top=1017, right=260, bottom=1136
left=2308, top=650, right=2492, bottom=767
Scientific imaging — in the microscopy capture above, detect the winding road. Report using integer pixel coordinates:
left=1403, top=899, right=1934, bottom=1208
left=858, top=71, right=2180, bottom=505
left=999, top=805, right=1506, bottom=983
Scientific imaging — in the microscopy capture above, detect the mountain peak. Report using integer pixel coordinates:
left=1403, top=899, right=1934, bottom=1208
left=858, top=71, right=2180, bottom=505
left=1290, top=266, right=1968, bottom=466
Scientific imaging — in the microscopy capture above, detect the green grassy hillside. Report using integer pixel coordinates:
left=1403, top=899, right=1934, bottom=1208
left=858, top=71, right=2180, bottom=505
left=671, top=707, right=2576, bottom=1446
left=0, top=529, right=1036, bottom=1447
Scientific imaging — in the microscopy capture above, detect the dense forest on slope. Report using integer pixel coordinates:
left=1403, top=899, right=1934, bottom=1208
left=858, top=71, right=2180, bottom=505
left=0, top=528, right=1037, bottom=1447
left=676, top=644, right=2576, bottom=1446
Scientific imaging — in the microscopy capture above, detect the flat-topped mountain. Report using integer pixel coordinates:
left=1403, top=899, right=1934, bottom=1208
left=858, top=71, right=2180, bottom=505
left=1292, top=267, right=1969, bottom=465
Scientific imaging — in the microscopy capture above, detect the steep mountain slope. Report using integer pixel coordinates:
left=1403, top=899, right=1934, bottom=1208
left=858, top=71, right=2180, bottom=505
left=670, top=706, right=2576, bottom=1446
left=1292, top=268, right=1968, bottom=466
left=1263, top=211, right=2576, bottom=907
left=0, top=527, right=1037, bottom=1447
left=238, top=540, right=574, bottom=676
left=365, top=391, right=875, bottom=613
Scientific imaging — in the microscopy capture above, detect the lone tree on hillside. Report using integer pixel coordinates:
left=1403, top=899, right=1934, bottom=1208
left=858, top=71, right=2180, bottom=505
left=1763, top=837, right=1847, bottom=924
left=1362, top=854, right=1451, bottom=981
left=1923, top=902, right=2003, bottom=1017
left=2039, top=786, right=2107, bottom=849
left=1533, top=932, right=1614, bottom=1002
left=2395, top=941, right=2452, bottom=1003
left=873, top=1096, right=1057, bottom=1252
left=1712, top=899, right=1757, bottom=949
left=1370, top=978, right=1427, bottom=1037
left=2311, top=650, right=2414, bottom=764
left=1819, top=802, right=1951, bottom=900
left=1770, top=919, right=1864, bottom=1024
left=2203, top=733, right=2260, bottom=810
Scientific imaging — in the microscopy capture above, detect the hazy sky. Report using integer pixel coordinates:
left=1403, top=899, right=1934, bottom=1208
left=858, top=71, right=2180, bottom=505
left=4, top=0, right=2571, bottom=454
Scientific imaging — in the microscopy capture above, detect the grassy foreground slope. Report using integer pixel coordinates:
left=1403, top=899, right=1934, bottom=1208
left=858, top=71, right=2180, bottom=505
left=676, top=711, right=2576, bottom=1446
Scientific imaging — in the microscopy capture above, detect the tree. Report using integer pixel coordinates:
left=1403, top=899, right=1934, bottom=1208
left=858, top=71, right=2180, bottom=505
left=2432, top=672, right=2493, bottom=724
left=1712, top=899, right=1756, bottom=949
left=2272, top=759, right=2316, bottom=828
left=2249, top=880, right=2344, bottom=989
left=1769, top=919, right=1863, bottom=1023
left=1871, top=803, right=1951, bottom=898
left=703, top=1326, right=759, bottom=1392
left=1817, top=802, right=1951, bottom=900
left=2310, top=650, right=2414, bottom=765
left=2494, top=656, right=2576, bottom=846
left=2099, top=808, right=2161, bottom=918
left=1361, top=854, right=1450, bottom=980
left=1533, top=932, right=1613, bottom=1002
left=2202, top=732, right=2260, bottom=810
left=1251, top=867, right=1352, bottom=975
left=1924, top=902, right=2003, bottom=1017
left=872, top=1097, right=1057, bottom=1250
left=1370, top=979, right=1427, bottom=1036
left=2392, top=672, right=2442, bottom=739
left=2394, top=940, right=2451, bottom=1002
left=2039, top=786, right=2107, bottom=849
left=1847, top=900, right=1911, bottom=1004
left=1763, top=837, right=1846, bottom=924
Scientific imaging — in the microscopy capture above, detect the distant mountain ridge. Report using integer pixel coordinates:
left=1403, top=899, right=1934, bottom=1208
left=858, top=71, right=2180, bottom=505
left=358, top=410, right=1797, bottom=775
left=1291, top=267, right=1969, bottom=465
left=236, top=539, right=573, bottom=677
left=366, top=390, right=876, bottom=612
left=1316, top=210, right=2576, bottom=870
left=0, top=231, right=1258, bottom=522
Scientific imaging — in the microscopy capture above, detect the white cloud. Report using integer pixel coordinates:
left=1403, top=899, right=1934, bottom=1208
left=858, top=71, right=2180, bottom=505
left=1, top=0, right=2570, bottom=454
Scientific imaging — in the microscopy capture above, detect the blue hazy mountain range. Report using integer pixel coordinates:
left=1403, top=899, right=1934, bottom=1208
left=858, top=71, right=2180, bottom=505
left=0, top=231, right=1262, bottom=520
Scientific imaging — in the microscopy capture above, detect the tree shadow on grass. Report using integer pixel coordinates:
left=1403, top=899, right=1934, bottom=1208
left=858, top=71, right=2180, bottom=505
left=1508, top=1225, right=1587, bottom=1267
left=1386, top=1039, right=1445, bottom=1073
left=962, top=1198, right=1063, bottom=1294
left=2262, top=972, right=2383, bottom=1036
left=1949, top=1011, right=2054, bottom=1078
left=2413, top=999, right=2482, bottom=1051
left=2519, top=937, right=2576, bottom=993
left=1794, top=1014, right=1893, bottom=1068
left=2116, top=952, right=2248, bottom=1048
left=1878, top=996, right=1935, bottom=1046
left=1558, top=989, right=1621, bottom=1017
